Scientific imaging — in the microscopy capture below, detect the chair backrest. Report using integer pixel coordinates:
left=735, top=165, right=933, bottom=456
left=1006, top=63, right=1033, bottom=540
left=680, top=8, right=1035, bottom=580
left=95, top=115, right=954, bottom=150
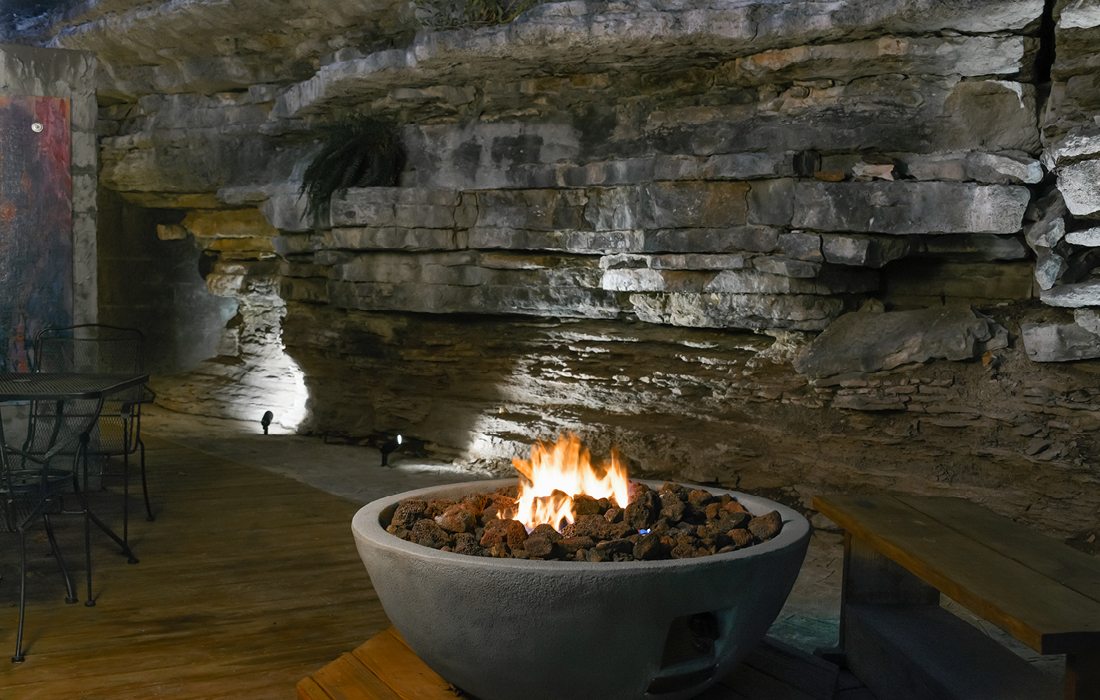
left=25, top=323, right=148, bottom=455
left=34, top=324, right=144, bottom=373
left=34, top=325, right=146, bottom=404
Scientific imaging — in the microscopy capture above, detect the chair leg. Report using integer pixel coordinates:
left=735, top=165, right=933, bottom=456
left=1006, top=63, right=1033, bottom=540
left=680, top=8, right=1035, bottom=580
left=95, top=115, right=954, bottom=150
left=122, top=449, right=131, bottom=548
left=83, top=500, right=95, bottom=606
left=13, top=529, right=28, bottom=662
left=139, top=438, right=154, bottom=522
left=43, top=513, right=78, bottom=605
left=79, top=439, right=96, bottom=607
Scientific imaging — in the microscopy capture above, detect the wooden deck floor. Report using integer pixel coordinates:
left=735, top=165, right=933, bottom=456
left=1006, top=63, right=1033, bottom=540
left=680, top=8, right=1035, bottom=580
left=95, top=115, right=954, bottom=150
left=0, top=436, right=387, bottom=699
left=0, top=435, right=856, bottom=699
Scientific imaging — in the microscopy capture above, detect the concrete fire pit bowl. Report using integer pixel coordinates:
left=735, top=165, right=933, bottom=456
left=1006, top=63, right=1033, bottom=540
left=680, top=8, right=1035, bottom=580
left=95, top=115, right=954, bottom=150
left=352, top=479, right=810, bottom=700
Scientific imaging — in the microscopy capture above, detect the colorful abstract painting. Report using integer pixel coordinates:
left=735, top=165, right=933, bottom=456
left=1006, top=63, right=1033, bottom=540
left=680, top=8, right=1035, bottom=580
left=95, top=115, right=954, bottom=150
left=0, top=95, right=72, bottom=371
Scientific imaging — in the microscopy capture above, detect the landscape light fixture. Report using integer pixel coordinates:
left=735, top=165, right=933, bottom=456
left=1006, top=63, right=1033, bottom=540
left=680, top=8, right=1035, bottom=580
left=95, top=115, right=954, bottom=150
left=380, top=434, right=404, bottom=467
left=261, top=410, right=274, bottom=435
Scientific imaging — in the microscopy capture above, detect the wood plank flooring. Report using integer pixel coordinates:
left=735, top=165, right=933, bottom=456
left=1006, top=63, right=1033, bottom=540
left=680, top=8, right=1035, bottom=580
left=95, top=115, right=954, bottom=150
left=0, top=436, right=387, bottom=699
left=1, top=434, right=854, bottom=699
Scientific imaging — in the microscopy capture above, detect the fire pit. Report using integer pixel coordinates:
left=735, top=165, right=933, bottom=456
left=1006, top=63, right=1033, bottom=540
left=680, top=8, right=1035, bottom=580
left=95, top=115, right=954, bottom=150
left=351, top=437, right=810, bottom=699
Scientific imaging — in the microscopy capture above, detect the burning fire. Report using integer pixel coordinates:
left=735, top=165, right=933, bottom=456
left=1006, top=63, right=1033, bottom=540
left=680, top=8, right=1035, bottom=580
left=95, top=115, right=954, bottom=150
left=509, top=433, right=631, bottom=532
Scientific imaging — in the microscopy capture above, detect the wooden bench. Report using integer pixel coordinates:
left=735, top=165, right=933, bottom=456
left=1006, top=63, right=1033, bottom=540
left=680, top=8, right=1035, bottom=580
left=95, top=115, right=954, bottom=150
left=813, top=493, right=1100, bottom=700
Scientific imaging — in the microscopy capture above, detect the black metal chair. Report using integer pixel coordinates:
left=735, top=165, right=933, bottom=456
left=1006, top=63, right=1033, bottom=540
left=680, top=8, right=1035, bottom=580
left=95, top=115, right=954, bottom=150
left=0, top=415, right=80, bottom=662
left=29, top=324, right=155, bottom=551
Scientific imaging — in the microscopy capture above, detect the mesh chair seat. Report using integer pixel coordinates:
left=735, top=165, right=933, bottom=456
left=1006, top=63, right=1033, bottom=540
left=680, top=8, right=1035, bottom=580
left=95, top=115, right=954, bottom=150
left=0, top=467, right=72, bottom=528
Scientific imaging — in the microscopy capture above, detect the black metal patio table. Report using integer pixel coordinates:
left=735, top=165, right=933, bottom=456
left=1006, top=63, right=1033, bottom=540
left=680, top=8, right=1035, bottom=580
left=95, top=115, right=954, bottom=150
left=0, top=371, right=149, bottom=604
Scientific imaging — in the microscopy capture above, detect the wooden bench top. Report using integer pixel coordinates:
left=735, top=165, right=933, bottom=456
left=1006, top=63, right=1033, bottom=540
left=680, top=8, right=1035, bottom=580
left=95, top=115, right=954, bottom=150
left=813, top=493, right=1100, bottom=655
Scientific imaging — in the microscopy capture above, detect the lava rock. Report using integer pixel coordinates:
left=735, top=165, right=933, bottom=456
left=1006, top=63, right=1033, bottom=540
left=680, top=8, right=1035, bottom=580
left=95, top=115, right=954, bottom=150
left=480, top=518, right=528, bottom=551
left=560, top=536, right=594, bottom=555
left=728, top=529, right=754, bottom=549
left=411, top=520, right=452, bottom=549
left=391, top=482, right=784, bottom=561
left=633, top=533, right=665, bottom=560
left=436, top=504, right=477, bottom=533
left=524, top=534, right=559, bottom=559
left=572, top=494, right=601, bottom=516
left=624, top=488, right=661, bottom=529
left=453, top=532, right=480, bottom=556
left=391, top=499, right=428, bottom=527
left=748, top=511, right=783, bottom=541
left=659, top=490, right=687, bottom=522
left=596, top=538, right=635, bottom=556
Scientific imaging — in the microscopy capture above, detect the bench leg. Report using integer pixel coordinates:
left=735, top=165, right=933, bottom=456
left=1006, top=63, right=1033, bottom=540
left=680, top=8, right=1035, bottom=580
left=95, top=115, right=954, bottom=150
left=840, top=534, right=939, bottom=648
left=1066, top=650, right=1100, bottom=700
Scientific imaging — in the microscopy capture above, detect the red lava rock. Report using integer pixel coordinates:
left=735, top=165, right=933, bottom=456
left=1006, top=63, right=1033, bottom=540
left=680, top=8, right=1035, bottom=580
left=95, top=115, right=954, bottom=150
left=453, top=532, right=480, bottom=556
left=436, top=504, right=478, bottom=533
left=524, top=535, right=558, bottom=559
left=624, top=488, right=660, bottom=530
left=391, top=499, right=428, bottom=527
left=385, top=524, right=409, bottom=539
left=660, top=482, right=688, bottom=498
left=479, top=518, right=528, bottom=552
left=479, top=519, right=510, bottom=547
left=670, top=541, right=695, bottom=559
left=482, top=495, right=514, bottom=522
left=564, top=513, right=608, bottom=539
left=687, top=489, right=714, bottom=509
left=560, top=536, right=594, bottom=554
left=390, top=481, right=784, bottom=562
left=411, top=519, right=452, bottom=549
left=572, top=495, right=601, bottom=516
left=722, top=499, right=748, bottom=515
left=596, top=538, right=634, bottom=556
left=658, top=491, right=687, bottom=522
left=586, top=548, right=610, bottom=563
left=748, top=511, right=783, bottom=542
left=529, top=523, right=563, bottom=542
left=426, top=499, right=456, bottom=518
left=606, top=521, right=632, bottom=539
left=728, top=528, right=754, bottom=549
left=461, top=493, right=490, bottom=513
left=504, top=520, right=529, bottom=550
left=715, top=511, right=751, bottom=532
left=633, top=533, right=664, bottom=560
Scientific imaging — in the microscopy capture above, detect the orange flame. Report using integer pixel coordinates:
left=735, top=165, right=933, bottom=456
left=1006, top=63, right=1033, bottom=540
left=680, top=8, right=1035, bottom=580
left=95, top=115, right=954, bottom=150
left=509, top=433, right=631, bottom=532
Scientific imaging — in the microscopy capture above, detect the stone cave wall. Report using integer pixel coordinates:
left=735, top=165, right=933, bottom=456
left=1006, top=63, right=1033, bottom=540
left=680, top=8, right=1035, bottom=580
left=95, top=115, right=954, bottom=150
left=15, top=0, right=1100, bottom=542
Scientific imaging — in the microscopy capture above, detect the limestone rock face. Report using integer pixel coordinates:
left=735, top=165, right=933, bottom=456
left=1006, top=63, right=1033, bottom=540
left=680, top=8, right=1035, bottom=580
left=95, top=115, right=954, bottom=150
left=18, top=0, right=1100, bottom=539
left=1040, top=0, right=1100, bottom=315
left=1021, top=310, right=1100, bottom=362
left=269, top=305, right=1100, bottom=540
left=751, top=181, right=1031, bottom=234
left=793, top=308, right=1009, bottom=379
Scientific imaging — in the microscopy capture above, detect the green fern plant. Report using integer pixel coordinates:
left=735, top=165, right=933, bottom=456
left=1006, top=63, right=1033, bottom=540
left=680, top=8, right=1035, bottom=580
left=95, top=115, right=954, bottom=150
left=414, top=0, right=543, bottom=30
left=298, top=120, right=405, bottom=221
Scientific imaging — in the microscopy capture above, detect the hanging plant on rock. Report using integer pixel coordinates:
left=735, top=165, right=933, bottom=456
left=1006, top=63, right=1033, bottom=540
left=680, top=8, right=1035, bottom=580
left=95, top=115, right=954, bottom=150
left=414, top=0, right=544, bottom=30
left=298, top=119, right=405, bottom=222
